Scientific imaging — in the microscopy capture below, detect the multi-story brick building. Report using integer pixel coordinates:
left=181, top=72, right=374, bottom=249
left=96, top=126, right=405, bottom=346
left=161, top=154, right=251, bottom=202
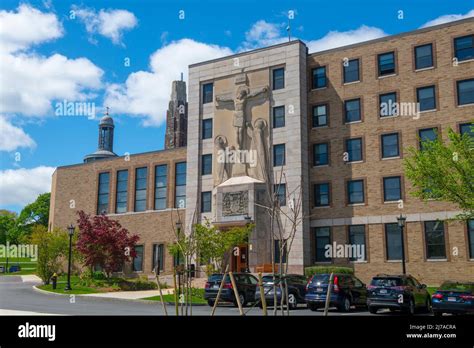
left=49, top=17, right=473, bottom=284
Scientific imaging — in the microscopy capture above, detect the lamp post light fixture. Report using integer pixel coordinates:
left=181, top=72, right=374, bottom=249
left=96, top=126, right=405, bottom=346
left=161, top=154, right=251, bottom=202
left=396, top=214, right=407, bottom=275
left=64, top=224, right=75, bottom=291
left=244, top=215, right=252, bottom=273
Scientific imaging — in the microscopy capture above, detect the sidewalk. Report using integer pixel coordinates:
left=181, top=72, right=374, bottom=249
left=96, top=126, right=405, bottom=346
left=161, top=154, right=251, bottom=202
left=80, top=288, right=174, bottom=300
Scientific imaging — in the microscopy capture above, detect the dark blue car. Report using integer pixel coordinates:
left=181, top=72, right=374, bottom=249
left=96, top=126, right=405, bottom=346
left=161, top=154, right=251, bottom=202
left=204, top=273, right=258, bottom=307
left=432, top=281, right=474, bottom=316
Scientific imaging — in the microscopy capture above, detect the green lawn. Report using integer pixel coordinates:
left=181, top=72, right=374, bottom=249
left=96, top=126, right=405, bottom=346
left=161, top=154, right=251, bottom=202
left=38, top=283, right=102, bottom=295
left=0, top=258, right=37, bottom=276
left=143, top=294, right=207, bottom=304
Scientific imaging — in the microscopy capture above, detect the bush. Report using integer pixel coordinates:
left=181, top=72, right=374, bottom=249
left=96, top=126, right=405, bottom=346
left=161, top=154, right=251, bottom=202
left=304, top=266, right=354, bottom=277
left=117, top=279, right=158, bottom=291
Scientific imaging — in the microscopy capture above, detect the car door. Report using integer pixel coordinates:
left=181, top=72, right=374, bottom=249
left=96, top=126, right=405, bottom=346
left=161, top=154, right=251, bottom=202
left=295, top=275, right=307, bottom=301
left=352, top=276, right=367, bottom=305
left=410, top=277, right=425, bottom=306
left=247, top=275, right=259, bottom=299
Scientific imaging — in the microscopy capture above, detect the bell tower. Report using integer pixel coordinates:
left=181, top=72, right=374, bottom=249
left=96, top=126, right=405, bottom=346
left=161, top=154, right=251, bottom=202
left=83, top=108, right=118, bottom=163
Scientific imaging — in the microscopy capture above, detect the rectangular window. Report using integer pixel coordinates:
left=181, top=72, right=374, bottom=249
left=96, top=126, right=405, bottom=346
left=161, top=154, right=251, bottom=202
left=202, top=118, right=213, bottom=139
left=344, top=98, right=361, bottom=123
left=417, top=85, right=436, bottom=111
left=314, top=183, right=330, bottom=207
left=201, top=191, right=211, bottom=213
left=454, top=35, right=474, bottom=62
left=424, top=221, right=446, bottom=259
left=97, top=172, right=110, bottom=214
left=152, top=244, right=164, bottom=272
left=133, top=245, right=144, bottom=272
left=457, top=79, right=474, bottom=105
left=313, top=143, right=329, bottom=166
left=274, top=184, right=286, bottom=206
left=383, top=176, right=402, bottom=202
left=274, top=239, right=287, bottom=263
left=468, top=220, right=474, bottom=259
left=273, top=106, right=285, bottom=128
left=419, top=128, right=438, bottom=150
left=345, top=138, right=363, bottom=162
left=312, top=104, right=328, bottom=127
left=347, top=179, right=364, bottom=204
left=202, top=83, right=213, bottom=104
left=348, top=225, right=366, bottom=261
left=201, top=154, right=212, bottom=175
left=175, top=162, right=186, bottom=208
left=378, top=52, right=395, bottom=76
left=154, top=165, right=167, bottom=210
left=343, top=59, right=359, bottom=83
left=134, top=167, right=147, bottom=212
left=312, top=66, right=326, bottom=89
left=385, top=223, right=402, bottom=261
left=273, top=144, right=286, bottom=166
left=460, top=123, right=473, bottom=137
left=115, top=170, right=128, bottom=213
left=414, top=43, right=433, bottom=70
left=315, top=227, right=331, bottom=262
left=272, top=68, right=285, bottom=90
left=381, top=133, right=400, bottom=158
left=379, top=92, right=397, bottom=117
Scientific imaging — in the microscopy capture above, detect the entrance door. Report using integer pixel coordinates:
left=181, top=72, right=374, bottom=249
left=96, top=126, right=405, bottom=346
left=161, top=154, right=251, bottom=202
left=232, top=244, right=248, bottom=272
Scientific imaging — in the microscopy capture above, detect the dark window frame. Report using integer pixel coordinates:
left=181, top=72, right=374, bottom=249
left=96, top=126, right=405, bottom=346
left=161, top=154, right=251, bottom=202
left=202, top=118, right=213, bottom=139
left=414, top=43, right=434, bottom=70
left=202, top=83, right=213, bottom=104
left=273, top=144, right=286, bottom=166
left=314, top=227, right=332, bottom=262
left=115, top=170, right=128, bottom=214
left=272, top=105, right=285, bottom=128
left=345, top=137, right=363, bottom=162
left=383, top=176, right=402, bottom=202
left=347, top=179, right=365, bottom=205
left=97, top=172, right=110, bottom=215
left=344, top=98, right=361, bottom=123
left=417, top=85, right=437, bottom=111
left=154, top=164, right=168, bottom=210
left=134, top=167, right=148, bottom=212
left=385, top=223, right=403, bottom=261
left=201, top=154, right=212, bottom=176
left=201, top=191, right=212, bottom=213
left=272, top=67, right=285, bottom=90
left=312, top=104, right=328, bottom=127
left=348, top=225, right=367, bottom=261
left=343, top=59, right=360, bottom=83
left=424, top=221, right=447, bottom=260
left=457, top=79, right=474, bottom=106
left=454, top=34, right=474, bottom=62
left=378, top=51, right=396, bottom=76
left=175, top=162, right=187, bottom=208
left=379, top=92, right=397, bottom=117
left=312, top=66, right=327, bottom=89
left=314, top=183, right=330, bottom=207
left=381, top=132, right=400, bottom=159
left=313, top=142, right=329, bottom=166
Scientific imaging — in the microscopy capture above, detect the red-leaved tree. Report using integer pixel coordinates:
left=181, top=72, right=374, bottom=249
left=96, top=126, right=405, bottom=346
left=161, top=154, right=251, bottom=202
left=76, top=211, right=140, bottom=278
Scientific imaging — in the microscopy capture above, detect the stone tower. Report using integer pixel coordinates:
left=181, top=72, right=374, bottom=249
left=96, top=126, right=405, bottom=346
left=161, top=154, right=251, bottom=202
left=84, top=109, right=118, bottom=163
left=165, top=79, right=188, bottom=149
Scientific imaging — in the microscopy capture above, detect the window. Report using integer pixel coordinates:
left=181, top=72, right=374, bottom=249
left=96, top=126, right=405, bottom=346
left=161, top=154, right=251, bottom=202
left=134, top=167, right=147, bottom=212
left=383, top=176, right=402, bottom=202
left=454, top=35, right=474, bottom=62
left=313, top=143, right=329, bottom=166
left=274, top=184, right=286, bottom=206
left=379, top=92, right=397, bottom=117
left=273, top=106, right=285, bottom=128
left=460, top=123, right=473, bottom=137
left=419, top=128, right=438, bottom=150
left=312, top=104, right=328, bottom=127
left=314, top=183, right=330, bottom=207
left=312, top=66, right=326, bottom=89
left=274, top=239, right=287, bottom=263
left=115, top=170, right=128, bottom=213
left=378, top=52, right=395, bottom=76
left=457, top=79, right=474, bottom=105
left=424, top=221, right=446, bottom=259
left=348, top=225, right=366, bottom=261
left=343, top=59, right=359, bottom=83
left=154, top=165, right=167, bottom=210
left=381, top=133, right=400, bottom=158
left=175, top=162, right=186, bottom=208
left=347, top=180, right=364, bottom=204
left=202, top=83, right=213, bottom=104
left=385, top=223, right=402, bottom=261
left=152, top=244, right=164, bottom=272
left=201, top=191, right=211, bottom=213
left=201, top=154, right=212, bottom=175
left=133, top=245, right=144, bottom=272
left=417, top=85, right=436, bottom=111
left=468, top=220, right=474, bottom=259
left=315, top=227, right=331, bottom=262
left=202, top=119, right=213, bottom=139
left=344, top=98, right=361, bottom=123
left=273, top=144, right=286, bottom=166
left=345, top=138, right=363, bottom=162
left=272, top=68, right=285, bottom=90
left=414, top=44, right=433, bottom=70
left=97, top=172, right=110, bottom=214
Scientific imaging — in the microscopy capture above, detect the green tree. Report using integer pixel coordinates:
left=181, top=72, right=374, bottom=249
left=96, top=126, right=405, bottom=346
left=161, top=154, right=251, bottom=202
left=404, top=126, right=474, bottom=220
left=0, top=210, right=17, bottom=244
left=18, top=193, right=50, bottom=228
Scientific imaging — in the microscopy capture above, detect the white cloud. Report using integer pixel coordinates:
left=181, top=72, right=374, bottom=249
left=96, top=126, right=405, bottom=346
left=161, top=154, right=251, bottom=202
left=306, top=25, right=388, bottom=53
left=73, top=6, right=138, bottom=45
left=104, top=39, right=232, bottom=126
left=240, top=20, right=287, bottom=51
left=0, top=116, right=36, bottom=152
left=421, top=10, right=474, bottom=28
left=0, top=166, right=55, bottom=206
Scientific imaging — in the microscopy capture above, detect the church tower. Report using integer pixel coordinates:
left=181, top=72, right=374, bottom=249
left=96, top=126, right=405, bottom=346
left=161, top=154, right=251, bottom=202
left=84, top=108, right=118, bottom=163
left=165, top=78, right=188, bottom=149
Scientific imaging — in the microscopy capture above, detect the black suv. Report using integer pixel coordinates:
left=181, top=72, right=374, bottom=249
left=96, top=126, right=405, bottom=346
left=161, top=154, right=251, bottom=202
left=204, top=273, right=258, bottom=307
left=367, top=274, right=431, bottom=315
left=254, top=274, right=308, bottom=310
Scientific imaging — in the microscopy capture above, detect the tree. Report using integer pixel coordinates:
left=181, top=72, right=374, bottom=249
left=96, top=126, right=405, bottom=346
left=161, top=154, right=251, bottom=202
left=0, top=210, right=17, bottom=244
left=18, top=193, right=50, bottom=228
left=76, top=211, right=139, bottom=278
left=404, top=127, right=474, bottom=220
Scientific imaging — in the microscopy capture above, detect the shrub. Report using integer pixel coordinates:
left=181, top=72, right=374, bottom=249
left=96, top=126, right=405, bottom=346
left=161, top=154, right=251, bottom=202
left=117, top=279, right=158, bottom=291
left=304, top=266, right=354, bottom=277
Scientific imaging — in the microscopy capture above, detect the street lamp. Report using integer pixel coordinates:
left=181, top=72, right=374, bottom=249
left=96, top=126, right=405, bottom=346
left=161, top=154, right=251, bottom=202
left=396, top=214, right=407, bottom=275
left=244, top=215, right=252, bottom=273
left=64, top=224, right=75, bottom=291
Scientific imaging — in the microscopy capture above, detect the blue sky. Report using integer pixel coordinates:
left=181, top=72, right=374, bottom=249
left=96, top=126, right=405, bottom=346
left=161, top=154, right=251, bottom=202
left=0, top=0, right=473, bottom=212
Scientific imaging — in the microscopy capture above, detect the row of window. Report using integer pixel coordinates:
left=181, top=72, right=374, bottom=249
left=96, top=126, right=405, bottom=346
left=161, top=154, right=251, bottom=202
left=314, top=220, right=474, bottom=262
left=96, top=162, right=187, bottom=215
left=311, top=34, right=474, bottom=88
left=132, top=243, right=185, bottom=272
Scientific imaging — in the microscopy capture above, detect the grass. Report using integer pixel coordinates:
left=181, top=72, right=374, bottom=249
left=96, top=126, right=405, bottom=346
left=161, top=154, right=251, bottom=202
left=37, top=283, right=102, bottom=295
left=0, top=257, right=38, bottom=276
left=143, top=294, right=207, bottom=304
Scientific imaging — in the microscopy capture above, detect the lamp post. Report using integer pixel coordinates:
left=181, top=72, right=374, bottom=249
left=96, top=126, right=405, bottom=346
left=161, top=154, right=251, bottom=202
left=244, top=215, right=252, bottom=273
left=397, top=214, right=407, bottom=275
left=64, top=224, right=75, bottom=291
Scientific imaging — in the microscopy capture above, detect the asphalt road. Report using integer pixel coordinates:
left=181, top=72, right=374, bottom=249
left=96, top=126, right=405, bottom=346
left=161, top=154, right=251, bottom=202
left=0, top=276, right=431, bottom=316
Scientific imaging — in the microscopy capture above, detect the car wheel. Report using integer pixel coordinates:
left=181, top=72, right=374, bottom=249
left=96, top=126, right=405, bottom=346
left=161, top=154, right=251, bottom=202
left=234, top=293, right=246, bottom=307
left=309, top=303, right=318, bottom=312
left=405, top=298, right=415, bottom=316
left=288, top=294, right=297, bottom=310
left=338, top=296, right=351, bottom=312
left=369, top=306, right=378, bottom=314
left=425, top=297, right=432, bottom=313
left=207, top=300, right=215, bottom=307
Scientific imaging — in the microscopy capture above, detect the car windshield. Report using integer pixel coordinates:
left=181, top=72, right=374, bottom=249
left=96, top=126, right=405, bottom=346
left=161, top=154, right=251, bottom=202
left=439, top=282, right=474, bottom=292
left=310, top=274, right=330, bottom=284
left=208, top=274, right=230, bottom=282
left=370, top=277, right=403, bottom=287
left=262, top=275, right=281, bottom=284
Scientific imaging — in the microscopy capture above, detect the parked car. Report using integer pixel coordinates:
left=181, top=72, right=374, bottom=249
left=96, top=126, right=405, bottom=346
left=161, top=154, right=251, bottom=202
left=367, top=274, right=431, bottom=315
left=204, top=273, right=258, bottom=307
left=432, top=281, right=474, bottom=316
left=305, top=273, right=367, bottom=312
left=254, top=274, right=307, bottom=310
